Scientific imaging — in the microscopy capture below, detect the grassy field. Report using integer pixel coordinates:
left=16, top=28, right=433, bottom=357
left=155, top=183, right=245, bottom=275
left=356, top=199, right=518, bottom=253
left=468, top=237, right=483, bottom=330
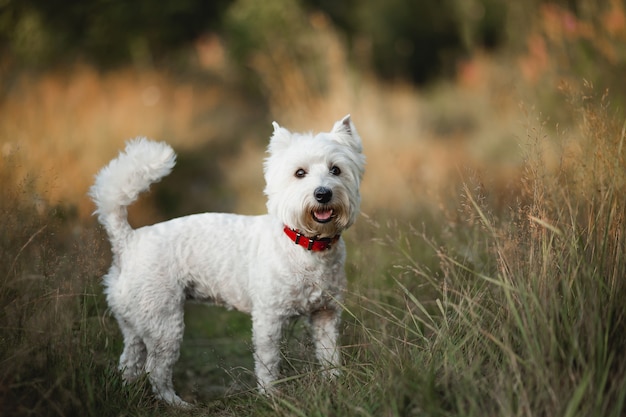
left=2, top=3, right=626, bottom=416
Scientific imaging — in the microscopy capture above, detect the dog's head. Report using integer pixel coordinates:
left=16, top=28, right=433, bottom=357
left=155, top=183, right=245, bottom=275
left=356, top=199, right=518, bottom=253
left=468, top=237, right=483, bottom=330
left=264, top=115, right=365, bottom=238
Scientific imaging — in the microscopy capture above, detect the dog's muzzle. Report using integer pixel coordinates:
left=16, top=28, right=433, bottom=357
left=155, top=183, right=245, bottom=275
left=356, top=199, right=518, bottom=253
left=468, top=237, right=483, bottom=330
left=312, top=187, right=334, bottom=223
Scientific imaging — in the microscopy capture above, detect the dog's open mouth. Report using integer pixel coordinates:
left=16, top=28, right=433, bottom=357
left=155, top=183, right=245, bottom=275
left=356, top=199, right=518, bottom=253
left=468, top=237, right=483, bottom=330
left=312, top=209, right=334, bottom=223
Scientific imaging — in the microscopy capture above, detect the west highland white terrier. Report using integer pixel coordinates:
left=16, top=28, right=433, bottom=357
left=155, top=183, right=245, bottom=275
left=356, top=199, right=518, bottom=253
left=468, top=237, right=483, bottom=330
left=89, top=115, right=365, bottom=406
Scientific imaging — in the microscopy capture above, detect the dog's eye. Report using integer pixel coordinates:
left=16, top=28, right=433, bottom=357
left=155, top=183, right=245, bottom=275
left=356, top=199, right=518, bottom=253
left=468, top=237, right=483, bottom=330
left=295, top=168, right=307, bottom=178
left=329, top=166, right=341, bottom=176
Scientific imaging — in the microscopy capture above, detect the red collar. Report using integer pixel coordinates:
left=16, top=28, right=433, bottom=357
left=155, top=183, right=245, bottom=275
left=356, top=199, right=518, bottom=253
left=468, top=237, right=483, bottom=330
left=283, top=226, right=340, bottom=251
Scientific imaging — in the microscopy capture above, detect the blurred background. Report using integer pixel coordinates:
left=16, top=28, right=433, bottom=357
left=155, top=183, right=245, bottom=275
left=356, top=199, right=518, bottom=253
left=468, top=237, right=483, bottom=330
left=2, top=0, right=624, bottom=225
left=2, top=1, right=626, bottom=413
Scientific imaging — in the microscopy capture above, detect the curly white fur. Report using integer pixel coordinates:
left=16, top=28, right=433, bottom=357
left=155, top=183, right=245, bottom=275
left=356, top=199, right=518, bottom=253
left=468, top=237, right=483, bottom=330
left=89, top=116, right=365, bottom=407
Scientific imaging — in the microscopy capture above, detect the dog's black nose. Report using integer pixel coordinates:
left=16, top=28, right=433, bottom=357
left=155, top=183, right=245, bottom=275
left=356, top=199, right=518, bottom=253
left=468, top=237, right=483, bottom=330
left=314, top=187, right=333, bottom=204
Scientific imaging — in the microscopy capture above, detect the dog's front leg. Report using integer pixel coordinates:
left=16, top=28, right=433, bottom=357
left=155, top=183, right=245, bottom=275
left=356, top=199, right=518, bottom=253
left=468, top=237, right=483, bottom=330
left=310, top=308, right=342, bottom=378
left=252, top=312, right=284, bottom=394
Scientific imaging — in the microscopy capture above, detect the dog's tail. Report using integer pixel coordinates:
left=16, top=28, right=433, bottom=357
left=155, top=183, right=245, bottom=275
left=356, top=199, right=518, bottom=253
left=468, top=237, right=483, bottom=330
left=89, top=138, right=176, bottom=252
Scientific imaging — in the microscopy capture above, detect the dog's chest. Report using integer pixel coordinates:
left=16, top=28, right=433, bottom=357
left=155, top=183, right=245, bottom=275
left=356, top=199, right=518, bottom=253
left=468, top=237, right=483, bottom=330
left=283, top=264, right=343, bottom=315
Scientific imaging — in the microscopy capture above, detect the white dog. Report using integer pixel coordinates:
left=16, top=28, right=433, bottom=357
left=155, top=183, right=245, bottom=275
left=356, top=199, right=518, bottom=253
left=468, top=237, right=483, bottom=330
left=89, top=115, right=365, bottom=406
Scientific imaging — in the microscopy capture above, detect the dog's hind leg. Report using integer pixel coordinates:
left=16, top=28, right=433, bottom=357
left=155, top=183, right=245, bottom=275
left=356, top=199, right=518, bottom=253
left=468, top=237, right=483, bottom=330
left=143, top=311, right=190, bottom=407
left=117, top=318, right=147, bottom=382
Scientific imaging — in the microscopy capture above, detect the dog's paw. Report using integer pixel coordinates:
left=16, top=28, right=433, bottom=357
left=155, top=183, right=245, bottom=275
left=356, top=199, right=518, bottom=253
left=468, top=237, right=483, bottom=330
left=257, top=380, right=281, bottom=397
left=323, top=366, right=342, bottom=380
left=170, top=397, right=193, bottom=409
left=158, top=392, right=194, bottom=409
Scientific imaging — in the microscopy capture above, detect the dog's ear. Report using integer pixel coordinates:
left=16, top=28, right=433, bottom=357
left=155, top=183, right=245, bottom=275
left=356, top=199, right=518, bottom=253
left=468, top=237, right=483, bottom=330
left=331, top=115, right=352, bottom=136
left=331, top=114, right=363, bottom=153
left=268, top=122, right=292, bottom=153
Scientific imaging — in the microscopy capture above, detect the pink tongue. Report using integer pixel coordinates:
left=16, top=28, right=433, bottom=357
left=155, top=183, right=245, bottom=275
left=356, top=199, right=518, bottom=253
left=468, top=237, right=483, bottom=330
left=315, top=210, right=333, bottom=221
